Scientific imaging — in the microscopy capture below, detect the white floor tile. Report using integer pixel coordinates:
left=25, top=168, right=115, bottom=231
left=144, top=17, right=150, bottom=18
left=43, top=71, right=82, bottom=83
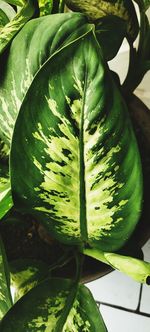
left=100, top=305, right=150, bottom=332
left=86, top=270, right=140, bottom=309
left=142, top=239, right=150, bottom=262
left=140, top=284, right=150, bottom=314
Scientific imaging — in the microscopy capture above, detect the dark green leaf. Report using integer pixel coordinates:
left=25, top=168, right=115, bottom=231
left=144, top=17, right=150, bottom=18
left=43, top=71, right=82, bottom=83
left=95, top=15, right=126, bottom=61
left=0, top=236, right=12, bottom=319
left=0, top=13, right=91, bottom=146
left=65, top=0, right=139, bottom=41
left=0, top=278, right=107, bottom=331
left=10, top=259, right=49, bottom=302
left=10, top=30, right=142, bottom=251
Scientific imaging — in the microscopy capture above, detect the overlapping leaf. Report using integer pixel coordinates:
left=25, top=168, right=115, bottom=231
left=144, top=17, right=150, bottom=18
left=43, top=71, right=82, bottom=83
left=65, top=0, right=139, bottom=41
left=134, top=0, right=150, bottom=11
left=10, top=28, right=142, bottom=251
left=0, top=0, right=16, bottom=28
left=0, top=278, right=107, bottom=331
left=95, top=15, right=126, bottom=61
left=0, top=236, right=12, bottom=319
left=0, top=13, right=92, bottom=146
left=10, top=259, right=48, bottom=302
left=0, top=139, right=13, bottom=220
left=0, top=0, right=37, bottom=55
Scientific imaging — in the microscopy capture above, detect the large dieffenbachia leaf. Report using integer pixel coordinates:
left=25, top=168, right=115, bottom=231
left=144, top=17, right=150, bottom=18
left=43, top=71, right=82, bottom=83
left=10, top=29, right=142, bottom=252
left=0, top=13, right=92, bottom=146
left=65, top=0, right=139, bottom=41
left=10, top=259, right=48, bottom=303
left=0, top=278, right=107, bottom=331
left=0, top=236, right=12, bottom=319
left=0, top=140, right=13, bottom=220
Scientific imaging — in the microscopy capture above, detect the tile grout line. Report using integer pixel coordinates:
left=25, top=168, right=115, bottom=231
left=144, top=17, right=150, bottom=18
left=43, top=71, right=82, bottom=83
left=96, top=301, right=150, bottom=318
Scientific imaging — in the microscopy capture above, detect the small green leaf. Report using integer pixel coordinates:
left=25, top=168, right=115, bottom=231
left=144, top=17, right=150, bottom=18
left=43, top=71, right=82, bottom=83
left=65, top=0, right=139, bottom=41
left=95, top=15, right=126, bottom=61
left=10, top=259, right=49, bottom=302
left=10, top=28, right=142, bottom=251
left=83, top=247, right=150, bottom=284
left=0, top=278, right=107, bottom=331
left=0, top=236, right=12, bottom=319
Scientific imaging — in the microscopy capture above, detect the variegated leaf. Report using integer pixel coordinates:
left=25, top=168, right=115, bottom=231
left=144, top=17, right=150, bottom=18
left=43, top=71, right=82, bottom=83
left=0, top=0, right=37, bottom=54
left=0, top=0, right=16, bottom=28
left=0, top=13, right=91, bottom=146
left=65, top=0, right=139, bottom=41
left=10, top=259, right=48, bottom=303
left=10, top=30, right=142, bottom=251
left=84, top=247, right=150, bottom=284
left=38, top=0, right=53, bottom=16
left=0, top=278, right=107, bottom=331
left=0, top=236, right=12, bottom=319
left=0, top=141, right=13, bottom=220
left=134, top=0, right=150, bottom=10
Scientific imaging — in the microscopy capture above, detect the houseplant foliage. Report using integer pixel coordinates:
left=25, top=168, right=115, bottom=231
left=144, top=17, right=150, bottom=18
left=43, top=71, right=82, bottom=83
left=0, top=0, right=150, bottom=330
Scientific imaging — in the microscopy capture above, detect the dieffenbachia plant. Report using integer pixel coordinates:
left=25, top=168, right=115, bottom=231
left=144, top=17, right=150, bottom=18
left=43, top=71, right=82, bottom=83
left=0, top=0, right=150, bottom=330
left=0, top=277, right=107, bottom=331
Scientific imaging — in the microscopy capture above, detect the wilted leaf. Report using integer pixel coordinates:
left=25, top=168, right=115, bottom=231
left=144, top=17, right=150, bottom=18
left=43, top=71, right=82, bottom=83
left=10, top=29, right=142, bottom=251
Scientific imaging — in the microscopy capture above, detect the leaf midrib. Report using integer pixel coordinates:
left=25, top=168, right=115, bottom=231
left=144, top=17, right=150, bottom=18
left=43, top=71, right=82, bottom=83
left=79, top=70, right=88, bottom=243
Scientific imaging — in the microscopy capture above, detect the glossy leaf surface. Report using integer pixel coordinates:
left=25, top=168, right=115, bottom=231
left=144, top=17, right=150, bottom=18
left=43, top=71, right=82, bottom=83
left=0, top=278, right=107, bottom=331
left=10, top=259, right=48, bottom=302
left=65, top=0, right=139, bottom=41
left=11, top=29, right=142, bottom=251
left=0, top=236, right=12, bottom=319
left=95, top=15, right=126, bottom=61
left=0, top=13, right=91, bottom=146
